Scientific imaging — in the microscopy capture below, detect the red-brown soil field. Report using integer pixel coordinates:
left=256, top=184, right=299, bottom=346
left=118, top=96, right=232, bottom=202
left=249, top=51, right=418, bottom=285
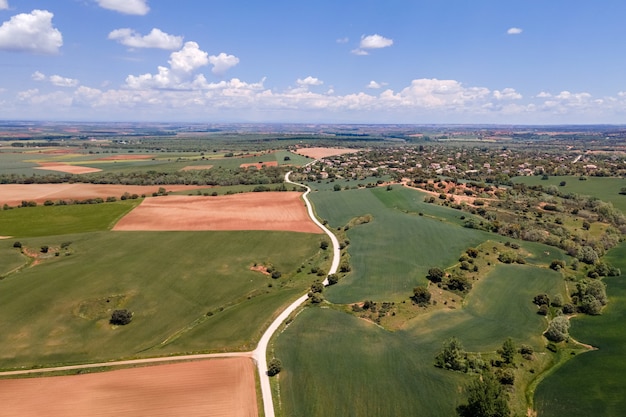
left=113, top=192, right=323, bottom=233
left=180, top=165, right=213, bottom=171
left=0, top=358, right=258, bottom=417
left=240, top=161, right=279, bottom=169
left=294, top=147, right=359, bottom=159
left=0, top=184, right=207, bottom=206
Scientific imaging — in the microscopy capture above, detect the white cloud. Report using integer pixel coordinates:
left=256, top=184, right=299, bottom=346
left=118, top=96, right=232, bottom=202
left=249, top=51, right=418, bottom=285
left=108, top=28, right=183, bottom=50
left=507, top=27, right=523, bottom=35
left=169, top=41, right=209, bottom=73
left=32, top=71, right=79, bottom=87
left=352, top=34, right=393, bottom=55
left=0, top=10, right=63, bottom=54
left=32, top=71, right=46, bottom=81
left=0, top=1, right=8, bottom=11
left=49, top=75, right=80, bottom=88
left=297, top=76, right=323, bottom=87
left=367, top=80, right=388, bottom=89
left=96, top=0, right=149, bottom=15
left=208, top=53, right=240, bottom=75
left=493, top=88, right=522, bottom=100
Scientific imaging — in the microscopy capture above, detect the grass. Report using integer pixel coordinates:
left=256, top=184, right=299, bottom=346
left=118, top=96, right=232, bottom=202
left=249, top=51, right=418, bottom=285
left=275, top=263, right=565, bottom=417
left=0, top=230, right=322, bottom=369
left=309, top=186, right=493, bottom=302
left=512, top=175, right=626, bottom=212
left=0, top=200, right=141, bottom=237
left=534, top=241, right=626, bottom=417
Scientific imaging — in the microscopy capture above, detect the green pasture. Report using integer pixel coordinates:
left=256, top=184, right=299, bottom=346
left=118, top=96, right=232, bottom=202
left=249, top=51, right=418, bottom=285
left=0, top=230, right=321, bottom=369
left=0, top=200, right=140, bottom=237
left=309, top=186, right=492, bottom=302
left=512, top=175, right=626, bottom=213
left=0, top=246, right=26, bottom=277
left=534, top=241, right=626, bottom=417
left=0, top=151, right=41, bottom=176
left=276, top=264, right=564, bottom=417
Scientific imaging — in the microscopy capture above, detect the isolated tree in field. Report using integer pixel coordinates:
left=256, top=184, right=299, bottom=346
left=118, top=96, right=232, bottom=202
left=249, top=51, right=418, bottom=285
left=435, top=337, right=467, bottom=372
left=497, top=338, right=516, bottom=365
left=412, top=286, right=431, bottom=306
left=457, top=371, right=510, bottom=417
left=427, top=267, right=445, bottom=283
left=544, top=316, right=570, bottom=342
left=267, top=358, right=282, bottom=376
left=327, top=274, right=339, bottom=285
left=110, top=309, right=133, bottom=325
left=320, top=240, right=329, bottom=250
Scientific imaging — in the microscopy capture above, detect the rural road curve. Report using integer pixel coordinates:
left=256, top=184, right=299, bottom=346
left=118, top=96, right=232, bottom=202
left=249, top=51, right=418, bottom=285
left=253, top=171, right=340, bottom=417
left=0, top=170, right=340, bottom=417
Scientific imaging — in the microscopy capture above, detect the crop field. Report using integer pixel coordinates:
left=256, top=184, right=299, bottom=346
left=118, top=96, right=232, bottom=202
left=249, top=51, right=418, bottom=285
left=534, top=242, right=626, bottom=417
left=0, top=230, right=321, bottom=369
left=309, top=186, right=493, bottom=302
left=512, top=175, right=626, bottom=212
left=0, top=200, right=140, bottom=237
left=275, top=263, right=564, bottom=417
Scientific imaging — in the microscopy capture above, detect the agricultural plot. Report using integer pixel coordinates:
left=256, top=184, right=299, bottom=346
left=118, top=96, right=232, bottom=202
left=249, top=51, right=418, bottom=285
left=0, top=230, right=322, bottom=369
left=276, top=264, right=564, bottom=417
left=534, top=242, right=626, bottom=417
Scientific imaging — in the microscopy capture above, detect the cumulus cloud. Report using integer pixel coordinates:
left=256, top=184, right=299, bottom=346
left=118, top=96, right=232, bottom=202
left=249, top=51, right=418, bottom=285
left=208, top=53, right=240, bottom=75
left=0, top=1, right=8, bottom=10
left=297, top=76, right=323, bottom=87
left=169, top=41, right=209, bottom=73
left=96, top=0, right=149, bottom=15
left=352, top=34, right=393, bottom=55
left=367, top=80, right=388, bottom=89
left=507, top=27, right=523, bottom=35
left=0, top=10, right=63, bottom=54
left=493, top=88, right=522, bottom=100
left=108, top=28, right=183, bottom=50
left=32, top=71, right=79, bottom=87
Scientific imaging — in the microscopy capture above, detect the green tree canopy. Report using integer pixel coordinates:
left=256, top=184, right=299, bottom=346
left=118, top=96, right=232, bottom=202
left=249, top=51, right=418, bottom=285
left=457, top=371, right=510, bottom=417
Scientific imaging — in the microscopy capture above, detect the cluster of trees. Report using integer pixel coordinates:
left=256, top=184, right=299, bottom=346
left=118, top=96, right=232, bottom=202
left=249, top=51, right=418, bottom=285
left=110, top=309, right=133, bottom=325
left=426, top=267, right=472, bottom=294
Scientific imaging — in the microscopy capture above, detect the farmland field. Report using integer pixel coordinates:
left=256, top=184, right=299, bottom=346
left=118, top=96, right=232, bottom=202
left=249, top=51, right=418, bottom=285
left=0, top=230, right=322, bottom=369
left=534, top=241, right=626, bottom=417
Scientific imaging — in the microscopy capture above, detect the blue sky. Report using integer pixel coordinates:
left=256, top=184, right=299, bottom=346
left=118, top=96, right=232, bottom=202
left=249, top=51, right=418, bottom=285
left=1, top=0, right=626, bottom=124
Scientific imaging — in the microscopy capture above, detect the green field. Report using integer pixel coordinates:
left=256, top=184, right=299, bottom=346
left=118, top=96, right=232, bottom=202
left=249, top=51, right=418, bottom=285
left=512, top=175, right=626, bottom=212
left=275, top=264, right=564, bottom=417
left=0, top=200, right=140, bottom=237
left=534, top=242, right=626, bottom=417
left=309, top=186, right=493, bottom=302
left=0, top=230, right=321, bottom=369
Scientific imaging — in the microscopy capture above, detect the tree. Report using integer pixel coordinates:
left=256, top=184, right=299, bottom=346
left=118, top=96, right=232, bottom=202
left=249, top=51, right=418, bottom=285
left=412, top=286, right=431, bottom=306
left=267, top=358, right=282, bottom=376
left=498, top=338, right=516, bottom=365
left=435, top=337, right=467, bottom=371
left=427, top=267, right=445, bottom=283
left=320, top=240, right=329, bottom=250
left=110, top=309, right=133, bottom=325
left=533, top=293, right=550, bottom=306
left=327, top=274, right=339, bottom=285
left=457, top=371, right=510, bottom=417
left=544, top=316, right=570, bottom=342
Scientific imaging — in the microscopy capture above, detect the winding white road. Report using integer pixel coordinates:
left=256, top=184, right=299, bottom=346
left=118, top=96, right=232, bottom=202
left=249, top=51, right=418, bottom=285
left=253, top=171, right=340, bottom=417
left=0, top=170, right=340, bottom=417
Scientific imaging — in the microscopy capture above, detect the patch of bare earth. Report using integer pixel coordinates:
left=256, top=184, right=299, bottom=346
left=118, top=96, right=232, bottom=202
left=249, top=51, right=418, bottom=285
left=180, top=165, right=213, bottom=171
left=240, top=161, right=278, bottom=169
left=294, top=147, right=359, bottom=159
left=0, top=184, right=207, bottom=207
left=0, top=358, right=257, bottom=417
left=113, top=192, right=323, bottom=233
left=35, top=162, right=102, bottom=175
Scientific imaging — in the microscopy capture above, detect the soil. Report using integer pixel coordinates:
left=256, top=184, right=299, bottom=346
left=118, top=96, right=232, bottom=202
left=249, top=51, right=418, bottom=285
left=180, top=165, right=214, bottom=171
left=0, top=184, right=207, bottom=206
left=240, top=161, right=279, bottom=169
left=0, top=358, right=258, bottom=417
left=35, top=163, right=102, bottom=174
left=113, top=192, right=323, bottom=234
left=294, top=147, right=359, bottom=159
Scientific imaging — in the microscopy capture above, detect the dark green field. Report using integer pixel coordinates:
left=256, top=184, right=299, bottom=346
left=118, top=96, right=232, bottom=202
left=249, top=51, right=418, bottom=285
left=276, top=264, right=564, bottom=417
left=0, top=230, right=321, bottom=369
left=534, top=242, right=626, bottom=417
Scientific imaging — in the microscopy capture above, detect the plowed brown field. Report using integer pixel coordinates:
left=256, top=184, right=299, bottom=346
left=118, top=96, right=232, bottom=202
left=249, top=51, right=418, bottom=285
left=0, top=358, right=257, bottom=417
left=0, top=184, right=206, bottom=206
left=113, top=192, right=323, bottom=233
left=294, top=147, right=358, bottom=159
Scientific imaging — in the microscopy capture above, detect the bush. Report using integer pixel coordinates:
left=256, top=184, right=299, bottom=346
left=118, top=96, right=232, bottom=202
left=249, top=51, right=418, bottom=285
left=12, top=241, right=22, bottom=248
left=427, top=267, right=445, bottom=283
left=110, top=309, right=133, bottom=325
left=412, top=286, right=431, bottom=306
left=544, top=316, right=570, bottom=342
left=267, top=358, right=282, bottom=376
